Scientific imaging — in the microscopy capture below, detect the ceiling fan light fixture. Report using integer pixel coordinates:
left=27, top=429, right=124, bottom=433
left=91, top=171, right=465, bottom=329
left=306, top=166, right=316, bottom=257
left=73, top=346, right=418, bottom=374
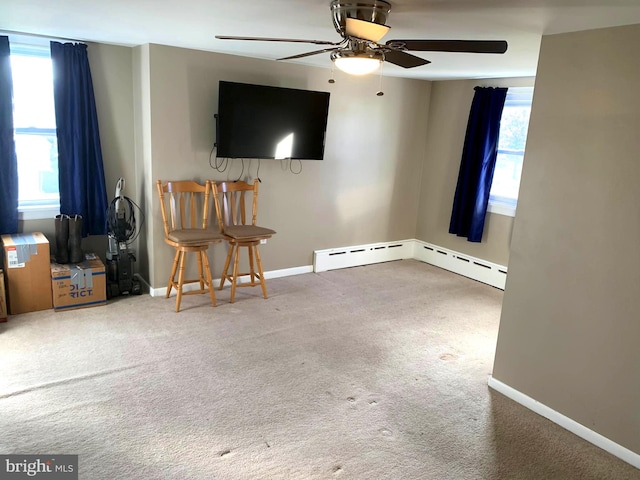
left=331, top=50, right=383, bottom=75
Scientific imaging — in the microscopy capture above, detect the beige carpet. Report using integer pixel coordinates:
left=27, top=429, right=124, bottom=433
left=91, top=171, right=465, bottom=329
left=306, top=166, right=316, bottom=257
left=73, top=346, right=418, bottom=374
left=0, top=260, right=637, bottom=479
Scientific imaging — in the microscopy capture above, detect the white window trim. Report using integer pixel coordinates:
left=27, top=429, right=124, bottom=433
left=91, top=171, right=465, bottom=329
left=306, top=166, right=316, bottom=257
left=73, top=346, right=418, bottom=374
left=18, top=205, right=60, bottom=221
left=487, top=201, right=516, bottom=217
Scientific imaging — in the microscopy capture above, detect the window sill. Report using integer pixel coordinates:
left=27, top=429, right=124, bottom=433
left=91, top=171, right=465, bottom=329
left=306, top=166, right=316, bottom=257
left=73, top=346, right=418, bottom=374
left=487, top=202, right=516, bottom=217
left=18, top=206, right=60, bottom=221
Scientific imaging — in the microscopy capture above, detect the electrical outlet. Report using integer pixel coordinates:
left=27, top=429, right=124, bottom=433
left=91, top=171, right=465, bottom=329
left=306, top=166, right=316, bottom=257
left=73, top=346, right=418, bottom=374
left=260, top=239, right=267, bottom=245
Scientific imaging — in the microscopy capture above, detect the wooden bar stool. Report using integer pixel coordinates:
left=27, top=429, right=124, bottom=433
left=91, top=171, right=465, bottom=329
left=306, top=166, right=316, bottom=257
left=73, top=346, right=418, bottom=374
left=156, top=180, right=223, bottom=312
left=210, top=179, right=276, bottom=303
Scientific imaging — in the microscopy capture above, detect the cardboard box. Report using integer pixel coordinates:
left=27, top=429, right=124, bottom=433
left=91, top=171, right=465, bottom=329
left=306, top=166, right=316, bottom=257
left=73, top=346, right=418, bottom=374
left=0, top=269, right=7, bottom=322
left=51, top=253, right=107, bottom=312
left=1, top=232, right=53, bottom=315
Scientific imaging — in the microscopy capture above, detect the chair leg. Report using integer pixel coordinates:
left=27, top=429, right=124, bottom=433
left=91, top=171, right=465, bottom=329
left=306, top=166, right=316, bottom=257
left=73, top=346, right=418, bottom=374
left=201, top=250, right=216, bottom=307
left=219, top=244, right=234, bottom=290
left=167, top=249, right=181, bottom=298
left=176, top=250, right=187, bottom=312
left=247, top=244, right=256, bottom=283
left=254, top=245, right=268, bottom=299
left=230, top=244, right=241, bottom=303
left=197, top=250, right=205, bottom=290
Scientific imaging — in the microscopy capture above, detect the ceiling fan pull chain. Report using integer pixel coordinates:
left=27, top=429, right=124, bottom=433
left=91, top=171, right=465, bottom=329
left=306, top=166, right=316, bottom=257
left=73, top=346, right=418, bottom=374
left=376, top=61, right=384, bottom=96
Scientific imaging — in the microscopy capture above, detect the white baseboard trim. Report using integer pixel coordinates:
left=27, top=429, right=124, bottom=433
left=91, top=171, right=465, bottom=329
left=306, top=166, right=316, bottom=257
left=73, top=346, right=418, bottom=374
left=313, top=239, right=415, bottom=273
left=488, top=376, right=640, bottom=469
left=413, top=240, right=507, bottom=290
left=265, top=265, right=313, bottom=279
left=148, top=265, right=313, bottom=298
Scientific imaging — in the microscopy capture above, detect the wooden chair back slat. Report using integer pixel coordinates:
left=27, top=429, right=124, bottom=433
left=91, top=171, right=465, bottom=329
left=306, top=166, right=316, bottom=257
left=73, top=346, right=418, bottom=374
left=179, top=193, right=186, bottom=229
left=251, top=187, right=258, bottom=226
left=230, top=192, right=238, bottom=226
left=191, top=193, right=197, bottom=227
left=170, top=192, right=178, bottom=230
left=157, top=182, right=171, bottom=237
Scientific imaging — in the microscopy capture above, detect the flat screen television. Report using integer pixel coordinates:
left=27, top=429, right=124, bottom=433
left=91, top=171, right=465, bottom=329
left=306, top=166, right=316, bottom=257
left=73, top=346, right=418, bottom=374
left=215, top=81, right=330, bottom=160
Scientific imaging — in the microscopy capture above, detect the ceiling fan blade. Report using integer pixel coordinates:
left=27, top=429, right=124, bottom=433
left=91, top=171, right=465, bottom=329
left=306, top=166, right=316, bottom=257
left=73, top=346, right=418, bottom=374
left=386, top=39, right=508, bottom=54
left=384, top=50, right=431, bottom=69
left=278, top=47, right=341, bottom=61
left=216, top=35, right=342, bottom=46
left=345, top=18, right=390, bottom=43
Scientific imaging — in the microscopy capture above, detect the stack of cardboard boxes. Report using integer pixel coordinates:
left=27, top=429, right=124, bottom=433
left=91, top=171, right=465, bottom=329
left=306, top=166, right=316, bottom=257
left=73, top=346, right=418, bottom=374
left=1, top=232, right=106, bottom=317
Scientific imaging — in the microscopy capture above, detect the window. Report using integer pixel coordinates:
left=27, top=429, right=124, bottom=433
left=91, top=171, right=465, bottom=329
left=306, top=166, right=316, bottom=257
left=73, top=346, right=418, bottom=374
left=10, top=42, right=59, bottom=219
left=488, top=87, right=533, bottom=217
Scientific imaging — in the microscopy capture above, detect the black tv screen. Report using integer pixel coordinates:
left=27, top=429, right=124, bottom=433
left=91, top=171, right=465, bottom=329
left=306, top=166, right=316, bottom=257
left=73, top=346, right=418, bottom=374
left=216, top=81, right=330, bottom=160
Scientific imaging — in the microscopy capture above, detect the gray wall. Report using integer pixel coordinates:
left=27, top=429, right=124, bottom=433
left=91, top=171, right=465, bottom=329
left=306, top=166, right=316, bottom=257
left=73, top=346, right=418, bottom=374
left=492, top=24, right=640, bottom=454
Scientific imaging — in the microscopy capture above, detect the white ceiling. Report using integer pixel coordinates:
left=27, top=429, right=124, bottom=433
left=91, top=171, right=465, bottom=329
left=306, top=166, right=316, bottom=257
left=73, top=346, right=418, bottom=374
left=2, top=0, right=640, bottom=80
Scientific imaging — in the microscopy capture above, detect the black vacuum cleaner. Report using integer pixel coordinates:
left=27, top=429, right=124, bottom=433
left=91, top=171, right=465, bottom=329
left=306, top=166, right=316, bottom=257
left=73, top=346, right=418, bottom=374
left=106, top=178, right=142, bottom=299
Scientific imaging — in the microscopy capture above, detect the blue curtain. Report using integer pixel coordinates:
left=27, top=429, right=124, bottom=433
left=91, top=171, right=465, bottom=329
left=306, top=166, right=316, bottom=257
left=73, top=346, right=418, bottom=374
left=449, top=86, right=507, bottom=242
left=0, top=36, right=18, bottom=235
left=51, top=41, right=107, bottom=237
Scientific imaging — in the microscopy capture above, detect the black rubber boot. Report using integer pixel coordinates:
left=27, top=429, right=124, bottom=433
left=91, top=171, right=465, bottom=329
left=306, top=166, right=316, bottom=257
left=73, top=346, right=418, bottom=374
left=54, top=214, right=70, bottom=264
left=68, top=215, right=84, bottom=264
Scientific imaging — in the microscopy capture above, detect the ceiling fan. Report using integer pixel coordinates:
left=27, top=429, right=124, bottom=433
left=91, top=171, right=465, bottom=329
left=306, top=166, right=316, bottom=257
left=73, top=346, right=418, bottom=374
left=216, top=0, right=508, bottom=76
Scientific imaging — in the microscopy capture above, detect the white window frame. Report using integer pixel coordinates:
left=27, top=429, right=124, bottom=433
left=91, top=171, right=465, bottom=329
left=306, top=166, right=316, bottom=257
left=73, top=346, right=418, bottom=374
left=487, top=86, right=533, bottom=217
left=9, top=38, right=60, bottom=220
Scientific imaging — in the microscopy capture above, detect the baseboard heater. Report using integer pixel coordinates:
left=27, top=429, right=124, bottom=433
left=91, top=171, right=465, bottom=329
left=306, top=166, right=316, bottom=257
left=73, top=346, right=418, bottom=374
left=314, top=239, right=507, bottom=290
left=413, top=241, right=507, bottom=290
left=313, top=240, right=414, bottom=273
